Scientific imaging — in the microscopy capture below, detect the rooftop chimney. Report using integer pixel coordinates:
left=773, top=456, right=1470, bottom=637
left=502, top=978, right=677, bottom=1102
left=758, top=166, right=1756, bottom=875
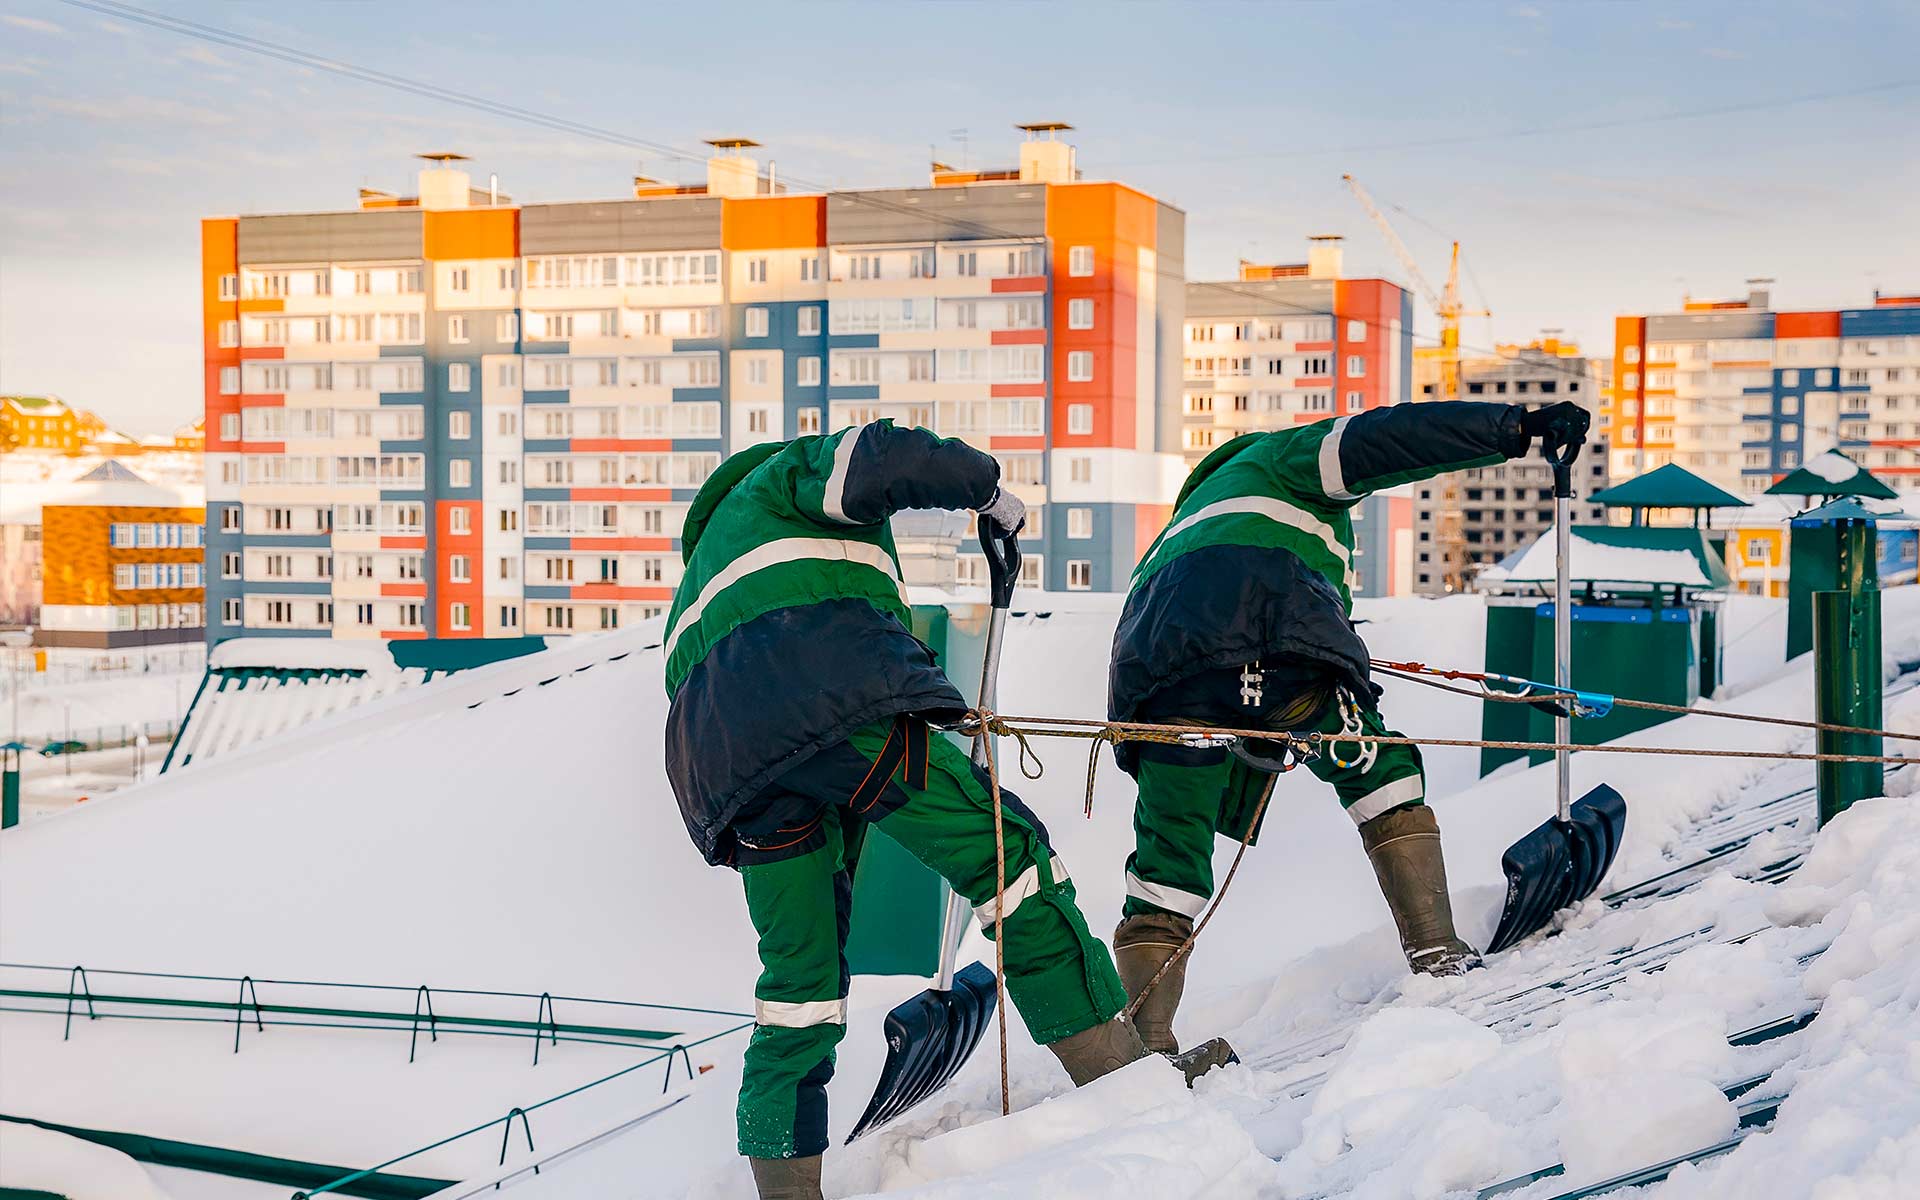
left=416, top=152, right=472, bottom=211
left=1307, top=234, right=1345, bottom=280
left=704, top=138, right=764, bottom=198
left=1016, top=122, right=1076, bottom=184
left=1746, top=277, right=1775, bottom=311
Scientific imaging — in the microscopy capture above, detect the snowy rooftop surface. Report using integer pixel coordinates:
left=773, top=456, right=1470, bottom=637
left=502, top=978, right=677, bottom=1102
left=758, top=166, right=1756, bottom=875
left=1502, top=530, right=1716, bottom=586
left=0, top=475, right=203, bottom=525
left=6, top=590, right=1920, bottom=1197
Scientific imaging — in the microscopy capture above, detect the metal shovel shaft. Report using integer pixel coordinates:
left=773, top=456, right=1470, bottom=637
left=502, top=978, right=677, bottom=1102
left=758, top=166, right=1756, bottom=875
left=934, top=586, right=1010, bottom=991
left=1555, top=490, right=1572, bottom=823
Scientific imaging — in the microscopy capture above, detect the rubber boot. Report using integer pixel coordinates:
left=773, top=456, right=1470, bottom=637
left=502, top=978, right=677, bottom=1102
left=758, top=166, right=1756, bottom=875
left=1046, top=1015, right=1149, bottom=1086
left=748, top=1154, right=824, bottom=1200
left=1359, top=803, right=1481, bottom=976
left=1113, top=911, right=1192, bottom=1054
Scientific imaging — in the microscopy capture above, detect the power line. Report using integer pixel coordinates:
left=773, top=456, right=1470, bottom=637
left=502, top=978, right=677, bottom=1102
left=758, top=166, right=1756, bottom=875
left=1103, top=77, right=1920, bottom=169
left=60, top=0, right=1901, bottom=463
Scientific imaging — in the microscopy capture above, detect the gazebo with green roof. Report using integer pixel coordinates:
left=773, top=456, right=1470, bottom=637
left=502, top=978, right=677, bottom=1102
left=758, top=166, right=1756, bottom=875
left=1766, top=449, right=1899, bottom=503
left=1590, top=463, right=1749, bottom=528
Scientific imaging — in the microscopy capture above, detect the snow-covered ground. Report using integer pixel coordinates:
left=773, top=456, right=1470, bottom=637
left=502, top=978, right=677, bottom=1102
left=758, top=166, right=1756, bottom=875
left=4, top=588, right=1917, bottom=1200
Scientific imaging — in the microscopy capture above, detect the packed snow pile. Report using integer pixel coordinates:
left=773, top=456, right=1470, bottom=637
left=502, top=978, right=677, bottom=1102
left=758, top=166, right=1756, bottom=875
left=5, top=589, right=1920, bottom=1199
left=0, top=1121, right=173, bottom=1200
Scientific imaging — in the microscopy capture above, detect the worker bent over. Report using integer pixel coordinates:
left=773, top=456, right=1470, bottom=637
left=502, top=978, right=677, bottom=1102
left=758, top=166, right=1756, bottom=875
left=664, top=422, right=1211, bottom=1200
left=1106, top=400, right=1590, bottom=1054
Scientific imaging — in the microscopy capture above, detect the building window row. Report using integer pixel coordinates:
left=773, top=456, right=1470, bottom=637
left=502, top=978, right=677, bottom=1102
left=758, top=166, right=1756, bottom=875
left=112, top=562, right=206, bottom=589
left=110, top=522, right=204, bottom=549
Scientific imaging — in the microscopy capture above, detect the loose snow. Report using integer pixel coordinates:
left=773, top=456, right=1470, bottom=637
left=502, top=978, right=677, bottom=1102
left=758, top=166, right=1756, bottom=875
left=0, top=1120, right=174, bottom=1199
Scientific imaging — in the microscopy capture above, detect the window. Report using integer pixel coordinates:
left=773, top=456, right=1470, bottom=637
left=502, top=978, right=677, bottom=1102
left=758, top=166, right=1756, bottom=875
left=448, top=555, right=472, bottom=583
left=220, top=507, right=242, bottom=532
left=1346, top=390, right=1363, bottom=409
left=221, top=598, right=242, bottom=624
left=1068, top=403, right=1094, bottom=435
left=1068, top=508, right=1093, bottom=539
left=448, top=362, right=472, bottom=393
left=217, top=413, right=239, bottom=442
left=797, top=306, right=821, bottom=336
left=1067, top=351, right=1094, bottom=382
left=1345, top=356, right=1367, bottom=377
left=1068, top=246, right=1094, bottom=276
left=546, top=605, right=575, bottom=631
left=499, top=460, right=519, bottom=484
left=218, top=319, right=240, bottom=348
left=220, top=366, right=240, bottom=394
left=747, top=408, right=769, bottom=434
left=747, top=359, right=769, bottom=386
left=1347, top=320, right=1367, bottom=342
left=798, top=407, right=822, bottom=436
left=954, top=250, right=977, bottom=277
left=1070, top=456, right=1092, bottom=483
left=448, top=602, right=472, bottom=631
left=747, top=257, right=768, bottom=284
left=1068, top=298, right=1094, bottom=330
left=1067, top=560, right=1093, bottom=590
left=796, top=356, right=821, bottom=387
left=449, top=411, right=471, bottom=440
left=746, top=307, right=769, bottom=338
left=494, top=313, right=520, bottom=344
left=798, top=256, right=821, bottom=282
left=449, top=460, right=472, bottom=487
left=220, top=551, right=241, bottom=578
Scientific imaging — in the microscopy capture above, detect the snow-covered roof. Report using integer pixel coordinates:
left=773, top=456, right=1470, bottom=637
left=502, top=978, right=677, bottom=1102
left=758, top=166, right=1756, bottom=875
left=0, top=476, right=203, bottom=525
left=7, top=593, right=1920, bottom=1197
left=1501, top=526, right=1730, bottom=588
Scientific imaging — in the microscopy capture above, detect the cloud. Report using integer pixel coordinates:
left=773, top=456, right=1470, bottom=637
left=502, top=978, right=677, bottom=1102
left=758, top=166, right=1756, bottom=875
left=1702, top=47, right=1747, bottom=60
left=1656, top=17, right=1695, bottom=30
left=0, top=59, right=43, bottom=76
left=1509, top=4, right=1544, bottom=18
left=32, top=93, right=234, bottom=127
left=105, top=156, right=175, bottom=177
left=3, top=13, right=64, bottom=35
left=176, top=44, right=231, bottom=69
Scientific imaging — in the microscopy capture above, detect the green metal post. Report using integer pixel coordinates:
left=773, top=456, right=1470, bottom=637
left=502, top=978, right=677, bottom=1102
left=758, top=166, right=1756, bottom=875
left=1813, top=517, right=1883, bottom=826
left=2, top=748, right=18, bottom=829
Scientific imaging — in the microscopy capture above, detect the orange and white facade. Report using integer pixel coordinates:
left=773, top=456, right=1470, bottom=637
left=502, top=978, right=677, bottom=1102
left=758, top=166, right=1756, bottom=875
left=201, top=131, right=1188, bottom=643
left=1608, top=284, right=1920, bottom=494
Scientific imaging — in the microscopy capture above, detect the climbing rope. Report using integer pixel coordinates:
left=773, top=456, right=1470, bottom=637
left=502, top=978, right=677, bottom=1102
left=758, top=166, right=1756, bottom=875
left=1371, top=658, right=1920, bottom=744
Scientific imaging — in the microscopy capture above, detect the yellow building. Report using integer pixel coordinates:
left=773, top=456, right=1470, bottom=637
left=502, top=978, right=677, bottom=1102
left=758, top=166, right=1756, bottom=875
left=0, top=396, right=83, bottom=454
left=1723, top=524, right=1788, bottom=597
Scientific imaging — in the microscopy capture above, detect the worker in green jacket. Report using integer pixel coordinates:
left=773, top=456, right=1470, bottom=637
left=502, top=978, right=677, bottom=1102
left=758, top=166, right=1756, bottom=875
left=664, top=421, right=1227, bottom=1200
left=1107, top=400, right=1590, bottom=1054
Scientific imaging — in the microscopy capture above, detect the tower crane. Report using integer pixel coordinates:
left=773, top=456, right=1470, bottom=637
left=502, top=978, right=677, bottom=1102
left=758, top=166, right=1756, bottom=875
left=1342, top=173, right=1488, bottom=401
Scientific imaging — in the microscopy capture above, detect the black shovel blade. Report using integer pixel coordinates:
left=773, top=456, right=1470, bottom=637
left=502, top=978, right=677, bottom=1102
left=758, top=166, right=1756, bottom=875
left=1485, top=785, right=1627, bottom=955
left=845, top=960, right=998, bottom=1143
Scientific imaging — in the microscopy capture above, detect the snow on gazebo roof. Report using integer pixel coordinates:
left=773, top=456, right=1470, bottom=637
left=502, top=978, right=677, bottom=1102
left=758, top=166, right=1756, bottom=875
left=1765, top=450, right=1899, bottom=500
left=1500, top=525, right=1731, bottom=589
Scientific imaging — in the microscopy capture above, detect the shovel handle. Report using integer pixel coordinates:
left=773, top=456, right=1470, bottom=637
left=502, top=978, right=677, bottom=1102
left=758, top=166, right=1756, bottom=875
left=936, top=527, right=1020, bottom=989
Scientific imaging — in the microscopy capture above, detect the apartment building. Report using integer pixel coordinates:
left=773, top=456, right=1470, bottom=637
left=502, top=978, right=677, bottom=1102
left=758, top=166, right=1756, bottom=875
left=1609, top=284, right=1920, bottom=495
left=1410, top=339, right=1611, bottom=593
left=1181, top=238, right=1417, bottom=595
left=202, top=130, right=1188, bottom=642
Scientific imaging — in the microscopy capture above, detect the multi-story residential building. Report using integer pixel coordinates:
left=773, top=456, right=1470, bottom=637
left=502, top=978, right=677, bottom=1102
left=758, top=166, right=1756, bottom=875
left=28, top=463, right=206, bottom=647
left=1608, top=284, right=1920, bottom=494
left=1181, top=238, right=1417, bottom=595
left=1410, top=339, right=1611, bottom=592
left=202, top=131, right=1187, bottom=642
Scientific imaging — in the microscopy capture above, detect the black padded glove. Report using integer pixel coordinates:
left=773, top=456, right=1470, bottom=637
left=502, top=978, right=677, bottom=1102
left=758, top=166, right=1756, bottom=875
left=1520, top=401, right=1591, bottom=462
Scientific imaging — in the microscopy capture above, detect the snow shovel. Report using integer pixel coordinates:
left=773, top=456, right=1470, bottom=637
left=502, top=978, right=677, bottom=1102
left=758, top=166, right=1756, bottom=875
left=1484, top=424, right=1628, bottom=955
left=846, top=521, right=1020, bottom=1142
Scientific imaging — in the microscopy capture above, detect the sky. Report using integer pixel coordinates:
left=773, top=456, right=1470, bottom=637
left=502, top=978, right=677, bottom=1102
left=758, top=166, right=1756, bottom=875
left=1, top=0, right=1916, bottom=434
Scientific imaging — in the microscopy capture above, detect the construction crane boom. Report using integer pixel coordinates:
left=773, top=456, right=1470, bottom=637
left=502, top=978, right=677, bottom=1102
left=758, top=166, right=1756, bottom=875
left=1342, top=173, right=1442, bottom=314
left=1341, top=173, right=1488, bottom=404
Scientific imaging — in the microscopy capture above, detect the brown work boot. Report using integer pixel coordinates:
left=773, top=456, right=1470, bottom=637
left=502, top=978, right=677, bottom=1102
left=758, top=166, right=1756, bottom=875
left=748, top=1154, right=824, bottom=1200
left=1046, top=1015, right=1149, bottom=1086
left=1359, top=804, right=1482, bottom=976
left=1113, top=911, right=1193, bottom=1054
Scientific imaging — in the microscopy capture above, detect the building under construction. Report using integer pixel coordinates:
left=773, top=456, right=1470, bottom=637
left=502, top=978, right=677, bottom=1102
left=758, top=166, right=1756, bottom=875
left=1411, top=339, right=1611, bottom=593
